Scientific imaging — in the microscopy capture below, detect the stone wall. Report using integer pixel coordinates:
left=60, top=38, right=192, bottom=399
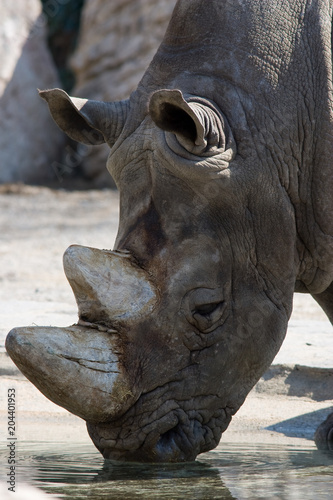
left=0, top=0, right=177, bottom=187
left=68, top=0, right=177, bottom=187
left=0, top=0, right=65, bottom=184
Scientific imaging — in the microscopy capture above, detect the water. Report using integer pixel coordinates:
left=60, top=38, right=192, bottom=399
left=1, top=442, right=332, bottom=499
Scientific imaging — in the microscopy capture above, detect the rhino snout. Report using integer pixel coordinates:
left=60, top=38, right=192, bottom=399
left=5, top=246, right=161, bottom=425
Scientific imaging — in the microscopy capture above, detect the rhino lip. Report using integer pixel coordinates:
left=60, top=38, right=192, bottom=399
left=88, top=416, right=199, bottom=463
left=89, top=416, right=231, bottom=463
left=87, top=398, right=234, bottom=463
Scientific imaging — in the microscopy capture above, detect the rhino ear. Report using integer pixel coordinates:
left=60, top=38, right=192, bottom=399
left=149, top=89, right=227, bottom=155
left=39, top=88, right=129, bottom=147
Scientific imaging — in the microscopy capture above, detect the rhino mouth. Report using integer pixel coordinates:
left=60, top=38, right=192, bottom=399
left=87, top=389, right=233, bottom=463
left=6, top=321, right=234, bottom=462
left=70, top=317, right=233, bottom=462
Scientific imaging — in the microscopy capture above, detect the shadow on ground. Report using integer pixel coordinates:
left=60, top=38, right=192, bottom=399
left=266, top=407, right=333, bottom=439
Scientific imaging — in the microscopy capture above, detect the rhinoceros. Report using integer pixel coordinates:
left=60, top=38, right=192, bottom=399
left=6, top=0, right=333, bottom=461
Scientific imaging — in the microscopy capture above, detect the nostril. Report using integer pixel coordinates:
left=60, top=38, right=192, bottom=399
left=157, top=423, right=180, bottom=450
left=155, top=422, right=197, bottom=462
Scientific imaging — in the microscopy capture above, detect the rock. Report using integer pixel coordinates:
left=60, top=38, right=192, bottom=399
left=0, top=0, right=65, bottom=184
left=0, top=0, right=39, bottom=95
left=69, top=0, right=177, bottom=187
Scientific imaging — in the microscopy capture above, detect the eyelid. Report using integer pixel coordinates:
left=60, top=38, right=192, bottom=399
left=182, top=288, right=226, bottom=333
left=193, top=301, right=223, bottom=316
left=193, top=301, right=226, bottom=333
left=188, top=288, right=224, bottom=310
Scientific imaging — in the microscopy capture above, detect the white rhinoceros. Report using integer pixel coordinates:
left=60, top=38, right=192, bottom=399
left=6, top=0, right=333, bottom=461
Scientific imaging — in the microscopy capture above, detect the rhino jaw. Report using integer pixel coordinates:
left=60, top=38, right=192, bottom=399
left=5, top=325, right=134, bottom=423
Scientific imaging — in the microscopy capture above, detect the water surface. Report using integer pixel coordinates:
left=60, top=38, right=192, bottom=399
left=1, top=442, right=332, bottom=499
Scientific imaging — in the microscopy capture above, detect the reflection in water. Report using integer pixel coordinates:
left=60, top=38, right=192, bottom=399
left=0, top=442, right=332, bottom=499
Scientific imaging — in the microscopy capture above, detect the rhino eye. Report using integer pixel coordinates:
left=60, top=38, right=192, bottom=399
left=193, top=301, right=225, bottom=331
left=194, top=302, right=222, bottom=316
left=183, top=288, right=226, bottom=333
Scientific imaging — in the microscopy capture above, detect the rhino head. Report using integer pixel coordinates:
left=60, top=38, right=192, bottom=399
left=5, top=85, right=295, bottom=462
left=6, top=0, right=313, bottom=462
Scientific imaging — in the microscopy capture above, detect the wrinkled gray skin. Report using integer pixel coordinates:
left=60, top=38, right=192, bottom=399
left=6, top=0, right=333, bottom=461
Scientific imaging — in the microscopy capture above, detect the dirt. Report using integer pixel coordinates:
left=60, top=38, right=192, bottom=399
left=0, top=184, right=119, bottom=304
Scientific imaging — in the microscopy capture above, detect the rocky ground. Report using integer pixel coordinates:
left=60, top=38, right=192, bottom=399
left=0, top=184, right=332, bottom=452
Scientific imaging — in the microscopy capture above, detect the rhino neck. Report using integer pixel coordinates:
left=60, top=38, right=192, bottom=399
left=137, top=0, right=333, bottom=293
